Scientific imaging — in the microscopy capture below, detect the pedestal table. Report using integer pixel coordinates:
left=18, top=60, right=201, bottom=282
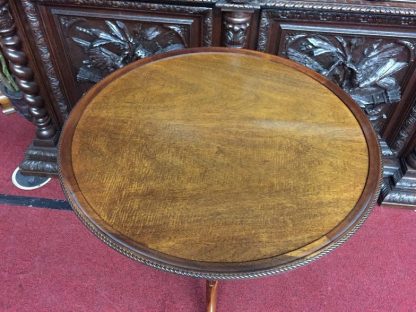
left=59, top=48, right=381, bottom=311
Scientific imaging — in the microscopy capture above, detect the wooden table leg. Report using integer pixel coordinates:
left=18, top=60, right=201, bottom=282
left=206, top=280, right=218, bottom=312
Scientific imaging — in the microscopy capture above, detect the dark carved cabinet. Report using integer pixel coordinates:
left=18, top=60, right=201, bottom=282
left=264, top=25, right=415, bottom=133
left=43, top=4, right=213, bottom=117
left=1, top=0, right=416, bottom=207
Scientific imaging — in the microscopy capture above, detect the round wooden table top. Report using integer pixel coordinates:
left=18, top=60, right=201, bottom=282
left=59, top=48, right=381, bottom=279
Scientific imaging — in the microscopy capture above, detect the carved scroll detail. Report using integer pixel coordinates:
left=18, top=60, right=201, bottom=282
left=284, top=34, right=411, bottom=132
left=223, top=11, right=251, bottom=48
left=0, top=0, right=57, bottom=141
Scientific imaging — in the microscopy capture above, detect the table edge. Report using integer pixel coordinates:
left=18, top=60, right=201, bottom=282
left=58, top=47, right=382, bottom=279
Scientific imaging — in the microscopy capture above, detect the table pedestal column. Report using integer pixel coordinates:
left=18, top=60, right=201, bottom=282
left=206, top=280, right=218, bottom=312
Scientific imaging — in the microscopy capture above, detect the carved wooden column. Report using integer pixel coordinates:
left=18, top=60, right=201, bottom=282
left=223, top=11, right=252, bottom=48
left=0, top=0, right=59, bottom=175
left=220, top=1, right=259, bottom=50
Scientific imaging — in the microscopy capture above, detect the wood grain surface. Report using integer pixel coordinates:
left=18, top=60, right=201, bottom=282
left=59, top=48, right=381, bottom=277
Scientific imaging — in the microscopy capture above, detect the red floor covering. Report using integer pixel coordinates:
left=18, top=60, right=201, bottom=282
left=1, top=204, right=415, bottom=311
left=0, top=112, right=64, bottom=199
left=1, top=112, right=416, bottom=311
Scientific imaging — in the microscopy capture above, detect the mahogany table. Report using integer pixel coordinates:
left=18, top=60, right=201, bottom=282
left=59, top=48, right=382, bottom=311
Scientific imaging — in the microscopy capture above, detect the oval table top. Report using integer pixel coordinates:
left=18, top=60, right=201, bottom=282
left=59, top=48, right=381, bottom=279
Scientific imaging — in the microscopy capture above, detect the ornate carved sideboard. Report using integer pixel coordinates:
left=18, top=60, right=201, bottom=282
left=1, top=0, right=416, bottom=207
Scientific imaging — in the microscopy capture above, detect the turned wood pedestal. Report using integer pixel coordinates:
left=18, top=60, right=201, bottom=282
left=59, top=48, right=381, bottom=311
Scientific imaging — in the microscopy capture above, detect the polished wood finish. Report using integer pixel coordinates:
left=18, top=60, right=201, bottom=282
left=206, top=280, right=218, bottom=312
left=59, top=48, right=381, bottom=278
left=0, top=0, right=413, bottom=205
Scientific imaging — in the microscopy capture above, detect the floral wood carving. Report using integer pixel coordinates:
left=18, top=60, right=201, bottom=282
left=68, top=19, right=186, bottom=83
left=223, top=11, right=252, bottom=48
left=284, top=35, right=411, bottom=132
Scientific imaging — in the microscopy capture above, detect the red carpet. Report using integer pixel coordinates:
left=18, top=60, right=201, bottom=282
left=1, top=112, right=416, bottom=311
left=0, top=113, right=64, bottom=199
left=0, top=204, right=415, bottom=311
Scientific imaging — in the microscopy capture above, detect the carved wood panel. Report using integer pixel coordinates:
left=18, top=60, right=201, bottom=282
left=283, top=33, right=413, bottom=134
left=259, top=21, right=416, bottom=138
left=222, top=11, right=253, bottom=48
left=39, top=4, right=213, bottom=110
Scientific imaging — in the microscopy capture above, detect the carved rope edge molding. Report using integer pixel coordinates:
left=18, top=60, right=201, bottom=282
left=37, top=0, right=217, bottom=4
left=258, top=0, right=416, bottom=16
left=36, top=0, right=416, bottom=16
left=21, top=0, right=69, bottom=117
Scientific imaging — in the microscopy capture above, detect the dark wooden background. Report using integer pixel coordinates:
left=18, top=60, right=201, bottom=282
left=1, top=0, right=415, bottom=207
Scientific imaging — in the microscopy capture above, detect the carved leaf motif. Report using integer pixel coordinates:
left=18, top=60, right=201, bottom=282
left=87, top=47, right=123, bottom=70
left=72, top=36, right=89, bottom=47
left=286, top=48, right=327, bottom=75
left=304, top=37, right=340, bottom=56
left=144, top=26, right=162, bottom=40
left=357, top=42, right=404, bottom=83
left=166, top=25, right=188, bottom=44
left=359, top=59, right=407, bottom=88
left=88, top=39, right=106, bottom=47
left=377, top=77, right=396, bottom=89
left=70, top=20, right=186, bottom=83
left=285, top=34, right=410, bottom=131
left=106, top=20, right=125, bottom=41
